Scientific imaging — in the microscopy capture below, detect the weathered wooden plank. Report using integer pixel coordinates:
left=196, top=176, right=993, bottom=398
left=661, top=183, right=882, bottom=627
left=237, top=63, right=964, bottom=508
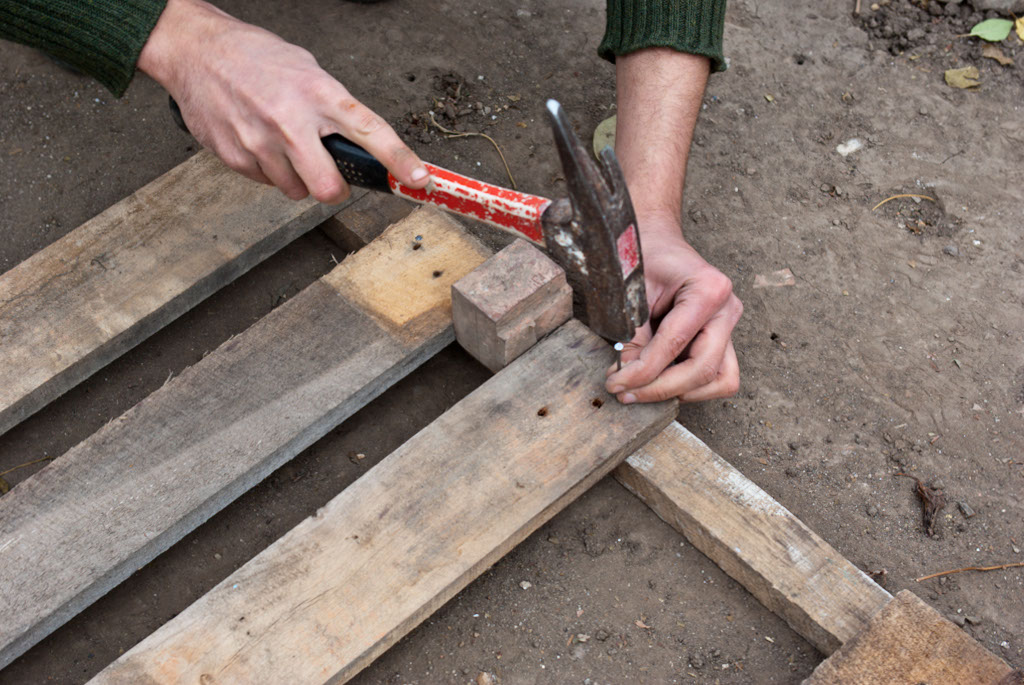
left=0, top=150, right=349, bottom=437
left=90, top=321, right=677, bottom=685
left=615, top=422, right=893, bottom=655
left=0, top=207, right=490, bottom=670
left=804, top=590, right=1016, bottom=684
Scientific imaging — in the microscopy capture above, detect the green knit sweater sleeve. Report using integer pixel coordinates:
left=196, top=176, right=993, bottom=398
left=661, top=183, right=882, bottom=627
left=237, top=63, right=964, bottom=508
left=600, top=0, right=727, bottom=72
left=0, top=0, right=168, bottom=96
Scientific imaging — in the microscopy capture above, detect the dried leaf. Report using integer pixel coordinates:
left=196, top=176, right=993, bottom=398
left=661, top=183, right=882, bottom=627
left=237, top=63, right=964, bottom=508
left=945, top=66, right=981, bottom=89
left=982, top=44, right=1014, bottom=66
left=969, top=18, right=1013, bottom=42
left=592, top=115, right=617, bottom=158
left=1016, top=17, right=1024, bottom=42
left=635, top=619, right=651, bottom=629
left=0, top=476, right=9, bottom=495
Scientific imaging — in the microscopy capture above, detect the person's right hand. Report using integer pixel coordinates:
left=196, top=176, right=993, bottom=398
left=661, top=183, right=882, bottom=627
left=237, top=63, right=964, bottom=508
left=137, top=0, right=430, bottom=203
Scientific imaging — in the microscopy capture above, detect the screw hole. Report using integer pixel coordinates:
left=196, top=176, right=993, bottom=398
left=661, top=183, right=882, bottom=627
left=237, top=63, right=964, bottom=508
left=770, top=332, right=779, bottom=341
left=591, top=398, right=604, bottom=408
left=433, top=270, right=443, bottom=278
left=406, top=73, right=417, bottom=82
left=537, top=407, right=548, bottom=417
left=412, top=242, right=422, bottom=250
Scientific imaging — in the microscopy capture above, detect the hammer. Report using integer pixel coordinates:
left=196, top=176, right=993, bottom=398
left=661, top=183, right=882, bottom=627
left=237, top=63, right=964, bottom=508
left=170, top=98, right=648, bottom=345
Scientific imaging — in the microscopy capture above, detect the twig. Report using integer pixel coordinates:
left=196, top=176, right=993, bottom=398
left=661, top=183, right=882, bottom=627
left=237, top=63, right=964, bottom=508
left=916, top=561, right=1024, bottom=582
left=871, top=194, right=936, bottom=211
left=854, top=0, right=862, bottom=16
left=428, top=112, right=517, bottom=189
left=0, top=456, right=53, bottom=478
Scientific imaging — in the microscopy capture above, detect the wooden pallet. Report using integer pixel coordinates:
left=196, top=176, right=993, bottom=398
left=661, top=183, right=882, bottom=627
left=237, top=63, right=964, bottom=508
left=0, top=154, right=1016, bottom=682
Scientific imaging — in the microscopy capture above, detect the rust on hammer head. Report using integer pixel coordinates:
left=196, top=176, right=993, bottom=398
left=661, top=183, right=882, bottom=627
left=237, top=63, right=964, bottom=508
left=539, top=100, right=649, bottom=343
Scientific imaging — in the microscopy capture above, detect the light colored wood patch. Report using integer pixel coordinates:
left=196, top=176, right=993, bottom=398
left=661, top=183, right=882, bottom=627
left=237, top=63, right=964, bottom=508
left=326, top=206, right=491, bottom=332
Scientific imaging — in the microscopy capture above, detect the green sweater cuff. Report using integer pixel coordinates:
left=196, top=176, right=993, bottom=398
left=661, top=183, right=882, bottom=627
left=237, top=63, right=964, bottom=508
left=600, top=0, right=727, bottom=73
left=0, top=0, right=169, bottom=97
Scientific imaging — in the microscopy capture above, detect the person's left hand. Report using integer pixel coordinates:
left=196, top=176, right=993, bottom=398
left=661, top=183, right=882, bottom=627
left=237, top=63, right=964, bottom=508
left=605, top=211, right=743, bottom=403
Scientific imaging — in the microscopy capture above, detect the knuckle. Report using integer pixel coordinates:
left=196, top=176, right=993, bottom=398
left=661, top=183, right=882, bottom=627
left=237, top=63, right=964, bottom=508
left=697, top=361, right=719, bottom=387
left=721, top=374, right=741, bottom=397
left=312, top=175, right=348, bottom=203
left=355, top=109, right=386, bottom=137
left=707, top=272, right=733, bottom=303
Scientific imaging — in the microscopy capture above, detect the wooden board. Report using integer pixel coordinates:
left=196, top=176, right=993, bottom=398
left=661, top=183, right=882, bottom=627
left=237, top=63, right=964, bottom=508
left=90, top=321, right=677, bottom=685
left=0, top=150, right=347, bottom=437
left=0, top=207, right=490, bottom=669
left=805, top=590, right=1016, bottom=684
left=615, top=422, right=893, bottom=655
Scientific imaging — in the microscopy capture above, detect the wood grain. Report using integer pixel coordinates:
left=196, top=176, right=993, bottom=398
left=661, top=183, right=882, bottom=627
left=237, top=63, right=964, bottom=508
left=804, top=590, right=1015, bottom=684
left=90, top=321, right=677, bottom=685
left=0, top=207, right=490, bottom=669
left=0, top=150, right=344, bottom=437
left=615, top=422, right=893, bottom=655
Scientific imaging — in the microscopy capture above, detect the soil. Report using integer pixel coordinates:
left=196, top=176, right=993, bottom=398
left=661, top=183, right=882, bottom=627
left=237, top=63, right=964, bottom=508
left=1, top=0, right=1022, bottom=683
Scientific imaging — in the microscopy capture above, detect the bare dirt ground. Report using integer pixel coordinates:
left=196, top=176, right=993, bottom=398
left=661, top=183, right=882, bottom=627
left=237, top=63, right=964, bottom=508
left=1, top=0, right=1022, bottom=682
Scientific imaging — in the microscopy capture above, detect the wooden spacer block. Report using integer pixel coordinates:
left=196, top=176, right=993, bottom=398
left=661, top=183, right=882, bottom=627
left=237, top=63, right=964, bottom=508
left=452, top=239, right=572, bottom=373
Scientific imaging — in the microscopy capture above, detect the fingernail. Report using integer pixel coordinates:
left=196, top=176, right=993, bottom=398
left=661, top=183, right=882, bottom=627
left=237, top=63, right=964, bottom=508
left=410, top=167, right=429, bottom=182
left=608, top=385, right=624, bottom=394
left=620, top=393, right=636, bottom=405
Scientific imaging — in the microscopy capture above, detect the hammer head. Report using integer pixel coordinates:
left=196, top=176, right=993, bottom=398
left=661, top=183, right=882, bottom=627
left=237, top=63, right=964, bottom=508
left=540, top=100, right=649, bottom=343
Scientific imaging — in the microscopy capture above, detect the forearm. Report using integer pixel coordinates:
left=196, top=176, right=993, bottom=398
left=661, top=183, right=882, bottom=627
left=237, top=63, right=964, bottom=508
left=615, top=47, right=709, bottom=236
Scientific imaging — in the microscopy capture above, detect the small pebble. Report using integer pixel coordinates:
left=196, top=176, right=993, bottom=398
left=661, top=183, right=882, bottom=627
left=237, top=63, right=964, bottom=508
left=951, top=614, right=966, bottom=627
left=943, top=244, right=960, bottom=257
left=958, top=502, right=976, bottom=518
left=866, top=504, right=880, bottom=517
left=519, top=580, right=532, bottom=590
left=965, top=615, right=982, bottom=625
left=930, top=478, right=945, bottom=490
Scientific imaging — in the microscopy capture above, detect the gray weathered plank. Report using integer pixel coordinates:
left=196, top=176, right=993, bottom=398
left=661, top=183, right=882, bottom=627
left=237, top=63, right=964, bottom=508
left=89, top=320, right=676, bottom=685
left=615, top=422, right=893, bottom=655
left=0, top=150, right=348, bottom=437
left=0, top=207, right=490, bottom=669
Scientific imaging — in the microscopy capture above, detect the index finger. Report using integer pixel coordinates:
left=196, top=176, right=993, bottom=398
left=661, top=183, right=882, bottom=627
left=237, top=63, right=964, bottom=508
left=330, top=99, right=430, bottom=189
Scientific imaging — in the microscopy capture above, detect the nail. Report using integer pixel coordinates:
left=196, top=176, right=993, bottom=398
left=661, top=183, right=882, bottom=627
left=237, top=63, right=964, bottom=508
left=620, top=393, right=636, bottom=405
left=410, top=167, right=429, bottom=182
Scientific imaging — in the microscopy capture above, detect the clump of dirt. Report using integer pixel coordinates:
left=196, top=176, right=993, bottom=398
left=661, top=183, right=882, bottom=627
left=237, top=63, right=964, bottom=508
left=401, top=70, right=523, bottom=145
left=873, top=190, right=961, bottom=237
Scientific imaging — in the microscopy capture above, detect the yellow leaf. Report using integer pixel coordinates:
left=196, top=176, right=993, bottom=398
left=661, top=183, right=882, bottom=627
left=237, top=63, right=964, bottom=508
left=1017, top=17, right=1024, bottom=42
left=944, top=66, right=981, bottom=89
left=982, top=43, right=1014, bottom=66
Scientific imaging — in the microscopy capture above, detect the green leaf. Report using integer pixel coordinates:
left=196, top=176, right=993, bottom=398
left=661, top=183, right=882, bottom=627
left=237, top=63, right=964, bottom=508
left=969, top=18, right=1013, bottom=42
left=0, top=477, right=9, bottom=496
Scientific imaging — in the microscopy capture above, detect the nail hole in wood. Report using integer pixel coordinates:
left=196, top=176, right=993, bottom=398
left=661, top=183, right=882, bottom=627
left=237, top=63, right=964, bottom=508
left=537, top=407, right=548, bottom=417
left=591, top=398, right=604, bottom=408
left=433, top=270, right=443, bottom=278
left=412, top=242, right=422, bottom=250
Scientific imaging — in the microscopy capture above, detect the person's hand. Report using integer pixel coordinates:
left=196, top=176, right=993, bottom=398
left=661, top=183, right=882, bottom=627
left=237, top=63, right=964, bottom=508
left=605, top=212, right=742, bottom=403
left=137, top=0, right=429, bottom=203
